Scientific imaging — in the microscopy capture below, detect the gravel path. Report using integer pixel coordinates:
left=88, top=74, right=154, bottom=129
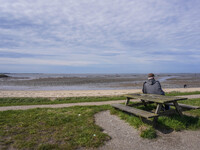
left=95, top=111, right=200, bottom=150
left=0, top=100, right=126, bottom=111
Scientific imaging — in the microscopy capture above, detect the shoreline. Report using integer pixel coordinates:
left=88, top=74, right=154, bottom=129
left=0, top=87, right=200, bottom=98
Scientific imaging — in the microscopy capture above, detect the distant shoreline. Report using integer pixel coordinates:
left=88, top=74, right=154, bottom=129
left=0, top=73, right=200, bottom=91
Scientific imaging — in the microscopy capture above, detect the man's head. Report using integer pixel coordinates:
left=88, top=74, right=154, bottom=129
left=148, top=73, right=155, bottom=79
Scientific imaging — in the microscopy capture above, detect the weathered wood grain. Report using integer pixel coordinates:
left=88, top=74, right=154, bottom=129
left=125, top=94, right=187, bottom=103
left=111, top=103, right=159, bottom=119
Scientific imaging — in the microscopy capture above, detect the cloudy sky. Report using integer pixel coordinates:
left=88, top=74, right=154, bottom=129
left=0, top=0, right=200, bottom=73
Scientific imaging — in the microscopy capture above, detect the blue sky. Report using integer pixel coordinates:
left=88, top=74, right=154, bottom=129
left=0, top=0, right=200, bottom=73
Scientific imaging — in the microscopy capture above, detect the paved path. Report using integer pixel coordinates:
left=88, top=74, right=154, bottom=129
left=95, top=111, right=200, bottom=150
left=0, top=95, right=200, bottom=111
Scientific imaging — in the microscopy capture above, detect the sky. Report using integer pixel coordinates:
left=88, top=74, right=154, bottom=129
left=0, top=0, right=200, bottom=73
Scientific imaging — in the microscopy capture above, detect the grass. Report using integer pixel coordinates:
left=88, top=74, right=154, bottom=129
left=0, top=91, right=200, bottom=148
left=165, top=91, right=200, bottom=96
left=0, top=96, right=126, bottom=106
left=0, top=97, right=200, bottom=149
left=1, top=91, right=200, bottom=107
left=0, top=105, right=111, bottom=150
left=179, top=98, right=200, bottom=116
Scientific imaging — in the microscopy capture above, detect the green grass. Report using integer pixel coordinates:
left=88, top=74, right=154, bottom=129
left=0, top=105, right=111, bottom=150
left=179, top=98, right=200, bottom=116
left=0, top=96, right=126, bottom=106
left=0, top=98, right=200, bottom=149
left=166, top=91, right=200, bottom=96
left=1, top=91, right=200, bottom=107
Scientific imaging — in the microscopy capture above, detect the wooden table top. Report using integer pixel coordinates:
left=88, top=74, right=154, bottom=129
left=125, top=93, right=188, bottom=104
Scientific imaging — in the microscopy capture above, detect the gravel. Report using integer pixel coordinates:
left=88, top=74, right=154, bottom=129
left=95, top=110, right=200, bottom=150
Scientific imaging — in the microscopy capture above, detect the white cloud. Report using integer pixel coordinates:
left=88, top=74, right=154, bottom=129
left=0, top=0, right=200, bottom=72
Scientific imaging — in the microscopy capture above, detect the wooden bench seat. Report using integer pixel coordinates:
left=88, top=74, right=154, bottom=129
left=111, top=103, right=159, bottom=119
left=165, top=103, right=200, bottom=109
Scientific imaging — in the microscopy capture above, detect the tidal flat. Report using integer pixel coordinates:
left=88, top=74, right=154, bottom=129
left=0, top=73, right=200, bottom=91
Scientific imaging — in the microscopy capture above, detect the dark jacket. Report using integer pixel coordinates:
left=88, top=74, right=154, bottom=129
left=142, top=78, right=165, bottom=95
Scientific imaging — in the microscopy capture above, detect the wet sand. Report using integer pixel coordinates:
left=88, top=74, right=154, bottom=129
left=0, top=73, right=200, bottom=91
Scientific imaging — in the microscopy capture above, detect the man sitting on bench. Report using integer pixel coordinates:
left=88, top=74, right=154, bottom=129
left=142, top=73, right=170, bottom=110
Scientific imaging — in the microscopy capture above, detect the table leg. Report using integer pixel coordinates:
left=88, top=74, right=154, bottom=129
left=125, top=97, right=130, bottom=106
left=173, top=101, right=183, bottom=116
left=141, top=99, right=147, bottom=107
left=155, top=104, right=162, bottom=114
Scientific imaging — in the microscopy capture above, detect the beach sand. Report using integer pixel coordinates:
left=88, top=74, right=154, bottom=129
left=0, top=87, right=200, bottom=98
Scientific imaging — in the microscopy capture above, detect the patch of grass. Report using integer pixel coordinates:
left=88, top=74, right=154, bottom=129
left=0, top=106, right=111, bottom=150
left=166, top=91, right=200, bottom=96
left=179, top=98, right=200, bottom=117
left=0, top=96, right=126, bottom=106
left=140, top=126, right=157, bottom=139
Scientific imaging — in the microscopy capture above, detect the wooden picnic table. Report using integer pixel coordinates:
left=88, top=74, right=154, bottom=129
left=112, top=93, right=200, bottom=126
left=124, top=93, right=188, bottom=116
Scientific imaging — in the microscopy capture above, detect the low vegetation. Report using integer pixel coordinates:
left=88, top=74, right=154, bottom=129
left=0, top=106, right=111, bottom=150
left=0, top=96, right=126, bottom=106
left=1, top=91, right=200, bottom=107
left=0, top=74, right=9, bottom=78
left=166, top=91, right=200, bottom=96
left=0, top=91, right=200, bottom=149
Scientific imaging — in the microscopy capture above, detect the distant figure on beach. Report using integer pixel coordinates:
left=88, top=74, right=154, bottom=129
left=142, top=73, right=169, bottom=110
left=184, top=84, right=187, bottom=88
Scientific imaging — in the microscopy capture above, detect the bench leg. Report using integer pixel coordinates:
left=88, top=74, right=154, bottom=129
left=153, top=117, right=158, bottom=128
left=141, top=99, right=147, bottom=107
left=173, top=101, right=183, bottom=116
left=125, top=97, right=130, bottom=106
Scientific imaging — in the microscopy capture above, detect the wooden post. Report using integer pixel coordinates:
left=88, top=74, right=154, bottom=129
left=125, top=97, right=130, bottom=106
left=173, top=101, right=183, bottom=116
left=155, top=104, right=162, bottom=114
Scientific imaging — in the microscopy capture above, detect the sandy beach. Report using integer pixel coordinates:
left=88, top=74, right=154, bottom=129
left=0, top=87, right=200, bottom=98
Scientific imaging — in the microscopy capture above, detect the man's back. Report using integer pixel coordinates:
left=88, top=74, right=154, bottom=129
left=142, top=77, right=165, bottom=95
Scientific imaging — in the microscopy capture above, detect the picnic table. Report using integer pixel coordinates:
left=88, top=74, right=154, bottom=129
left=125, top=93, right=189, bottom=115
left=111, top=93, right=199, bottom=125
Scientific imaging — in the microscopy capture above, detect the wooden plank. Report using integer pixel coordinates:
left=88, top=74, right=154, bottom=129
left=125, top=94, right=187, bottom=103
left=165, top=103, right=200, bottom=109
left=111, top=103, right=158, bottom=119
